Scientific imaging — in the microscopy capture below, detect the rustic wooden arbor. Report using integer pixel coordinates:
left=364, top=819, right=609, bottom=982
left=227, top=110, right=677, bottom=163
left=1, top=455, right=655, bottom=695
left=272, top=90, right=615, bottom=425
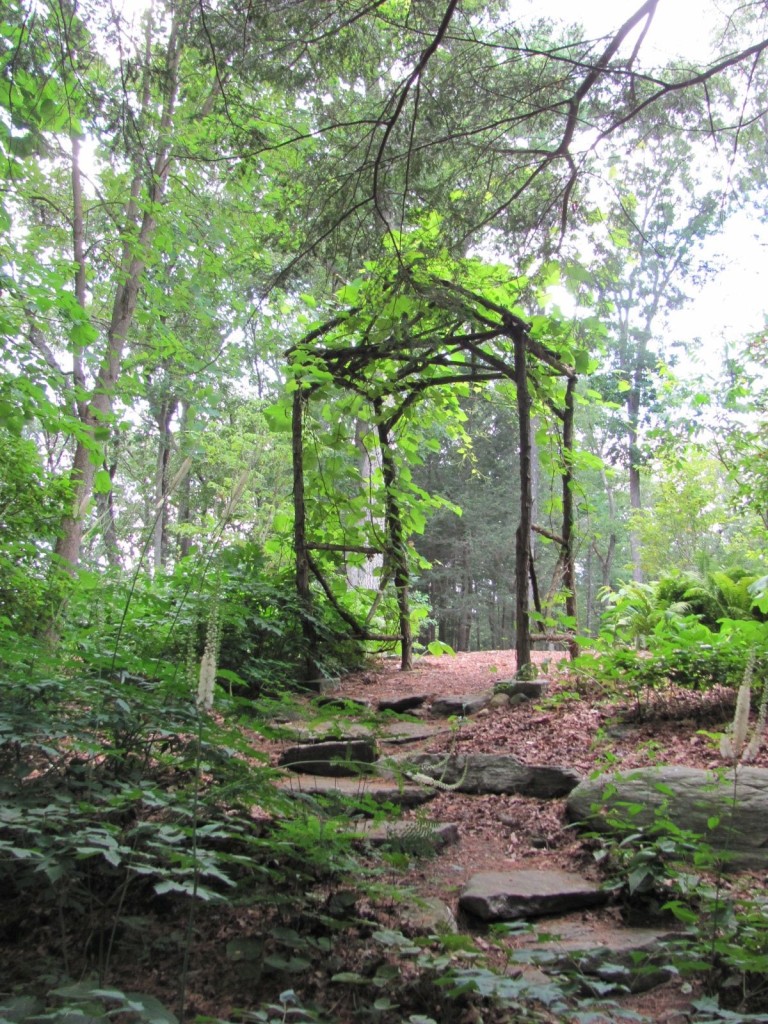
left=289, top=270, right=578, bottom=674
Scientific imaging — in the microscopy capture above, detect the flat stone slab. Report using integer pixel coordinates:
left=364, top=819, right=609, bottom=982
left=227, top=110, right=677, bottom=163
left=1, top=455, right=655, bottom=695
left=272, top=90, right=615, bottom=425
left=512, top=918, right=678, bottom=994
left=297, top=677, right=338, bottom=695
left=378, top=721, right=450, bottom=746
left=494, top=679, right=550, bottom=699
left=350, top=820, right=459, bottom=850
left=430, top=692, right=493, bottom=717
left=275, top=773, right=437, bottom=809
left=279, top=723, right=375, bottom=743
left=314, top=696, right=371, bottom=710
left=460, top=869, right=608, bottom=922
left=378, top=695, right=429, bottom=713
left=278, top=738, right=378, bottom=776
left=393, top=753, right=581, bottom=797
left=567, top=765, right=768, bottom=870
left=280, top=720, right=446, bottom=747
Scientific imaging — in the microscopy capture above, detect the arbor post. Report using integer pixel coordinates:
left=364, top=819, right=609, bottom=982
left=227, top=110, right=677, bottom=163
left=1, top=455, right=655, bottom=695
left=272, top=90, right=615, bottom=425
left=292, top=388, right=315, bottom=677
left=562, top=375, right=579, bottom=658
left=376, top=410, right=413, bottom=671
left=514, top=329, right=533, bottom=671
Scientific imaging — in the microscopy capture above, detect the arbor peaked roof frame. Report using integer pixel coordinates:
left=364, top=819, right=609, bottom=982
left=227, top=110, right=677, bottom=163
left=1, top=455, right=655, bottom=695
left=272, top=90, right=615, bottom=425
left=289, top=269, right=578, bottom=675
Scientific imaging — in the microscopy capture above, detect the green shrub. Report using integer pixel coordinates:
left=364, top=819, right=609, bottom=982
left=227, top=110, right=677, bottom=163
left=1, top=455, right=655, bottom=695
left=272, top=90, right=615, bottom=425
left=587, top=570, right=768, bottom=697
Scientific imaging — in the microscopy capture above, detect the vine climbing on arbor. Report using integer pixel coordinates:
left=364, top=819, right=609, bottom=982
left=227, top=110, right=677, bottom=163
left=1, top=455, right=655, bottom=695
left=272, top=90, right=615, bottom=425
left=283, top=243, right=584, bottom=674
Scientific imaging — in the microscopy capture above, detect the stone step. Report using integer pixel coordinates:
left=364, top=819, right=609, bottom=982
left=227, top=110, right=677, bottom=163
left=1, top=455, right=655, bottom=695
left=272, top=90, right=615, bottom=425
left=277, top=719, right=449, bottom=748
left=274, top=773, right=438, bottom=809
left=459, top=869, right=608, bottom=922
left=386, top=753, right=581, bottom=797
left=277, top=738, right=378, bottom=776
left=509, top=917, right=680, bottom=995
left=494, top=678, right=550, bottom=700
left=430, top=691, right=494, bottom=717
left=377, top=695, right=429, bottom=713
left=314, top=696, right=371, bottom=710
left=378, top=722, right=451, bottom=746
left=350, top=820, right=459, bottom=850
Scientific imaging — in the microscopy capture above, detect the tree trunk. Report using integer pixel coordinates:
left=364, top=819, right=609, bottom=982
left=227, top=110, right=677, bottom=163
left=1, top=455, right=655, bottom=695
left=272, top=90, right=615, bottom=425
left=292, top=389, right=315, bottom=678
left=292, top=390, right=310, bottom=608
left=176, top=400, right=193, bottom=560
left=514, top=330, right=532, bottom=671
left=95, top=454, right=121, bottom=570
left=348, top=417, right=382, bottom=591
left=456, top=531, right=472, bottom=651
left=596, top=463, right=618, bottom=597
left=627, top=379, right=644, bottom=582
left=54, top=9, right=183, bottom=571
left=152, top=395, right=179, bottom=572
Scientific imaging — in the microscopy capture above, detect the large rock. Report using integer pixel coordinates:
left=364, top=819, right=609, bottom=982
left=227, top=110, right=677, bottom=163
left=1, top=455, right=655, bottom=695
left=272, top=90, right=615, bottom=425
left=378, top=695, right=428, bottom=713
left=297, top=677, right=338, bottom=695
left=399, top=896, right=458, bottom=935
left=278, top=738, right=378, bottom=776
left=281, top=723, right=374, bottom=744
left=275, top=773, right=437, bottom=809
left=460, top=869, right=607, bottom=921
left=567, top=765, right=768, bottom=870
left=430, top=692, right=493, bottom=717
left=378, top=721, right=450, bottom=746
left=394, top=753, right=581, bottom=797
left=494, top=679, right=550, bottom=700
left=281, top=720, right=447, bottom=747
left=314, top=696, right=370, bottom=710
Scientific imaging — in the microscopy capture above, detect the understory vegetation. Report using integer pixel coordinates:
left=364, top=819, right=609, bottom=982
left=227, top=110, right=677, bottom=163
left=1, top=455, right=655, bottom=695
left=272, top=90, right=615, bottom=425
left=2, top=568, right=768, bottom=1023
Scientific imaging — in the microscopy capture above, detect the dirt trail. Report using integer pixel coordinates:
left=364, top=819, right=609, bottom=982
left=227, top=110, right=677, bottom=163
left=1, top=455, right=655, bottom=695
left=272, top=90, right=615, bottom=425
left=325, top=649, right=747, bottom=1020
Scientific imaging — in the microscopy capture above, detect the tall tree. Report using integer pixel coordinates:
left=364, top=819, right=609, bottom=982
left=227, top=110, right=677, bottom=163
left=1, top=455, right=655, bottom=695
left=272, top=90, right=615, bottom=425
left=577, top=134, right=726, bottom=579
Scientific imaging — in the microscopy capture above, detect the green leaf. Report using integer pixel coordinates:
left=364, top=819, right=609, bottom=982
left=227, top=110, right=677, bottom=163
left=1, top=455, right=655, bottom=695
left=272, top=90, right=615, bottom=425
left=653, top=783, right=675, bottom=797
left=263, top=954, right=311, bottom=973
left=573, top=349, right=591, bottom=374
left=93, top=469, right=112, bottom=494
left=272, top=512, right=293, bottom=532
left=70, top=320, right=99, bottom=348
left=216, top=668, right=247, bottom=688
left=153, top=879, right=223, bottom=901
left=427, top=640, right=455, bottom=657
left=373, top=997, right=399, bottom=1010
left=264, top=401, right=292, bottom=433
left=122, top=994, right=178, bottom=1024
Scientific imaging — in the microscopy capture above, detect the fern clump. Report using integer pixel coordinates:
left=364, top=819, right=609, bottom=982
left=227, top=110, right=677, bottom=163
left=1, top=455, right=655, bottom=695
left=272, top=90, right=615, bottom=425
left=390, top=810, right=442, bottom=859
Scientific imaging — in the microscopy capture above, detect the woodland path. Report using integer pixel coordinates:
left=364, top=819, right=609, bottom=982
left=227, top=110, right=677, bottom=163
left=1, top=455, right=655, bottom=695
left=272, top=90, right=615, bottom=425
left=329, top=648, right=745, bottom=887
left=14, top=650, right=747, bottom=1024
left=298, top=648, right=758, bottom=1021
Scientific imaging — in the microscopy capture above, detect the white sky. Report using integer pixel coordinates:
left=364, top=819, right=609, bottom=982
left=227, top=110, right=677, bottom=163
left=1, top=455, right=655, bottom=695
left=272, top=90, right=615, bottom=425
left=527, top=0, right=722, bottom=62
left=528, top=0, right=768, bottom=371
left=667, top=214, right=767, bottom=371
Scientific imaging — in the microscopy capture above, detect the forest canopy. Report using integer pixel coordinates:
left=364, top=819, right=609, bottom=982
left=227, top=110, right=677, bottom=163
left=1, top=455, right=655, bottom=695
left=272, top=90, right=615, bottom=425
left=1, top=0, right=767, bottom=664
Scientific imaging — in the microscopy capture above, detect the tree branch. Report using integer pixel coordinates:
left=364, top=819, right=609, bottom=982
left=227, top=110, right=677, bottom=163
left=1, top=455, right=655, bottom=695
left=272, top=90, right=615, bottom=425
left=372, top=0, right=460, bottom=233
